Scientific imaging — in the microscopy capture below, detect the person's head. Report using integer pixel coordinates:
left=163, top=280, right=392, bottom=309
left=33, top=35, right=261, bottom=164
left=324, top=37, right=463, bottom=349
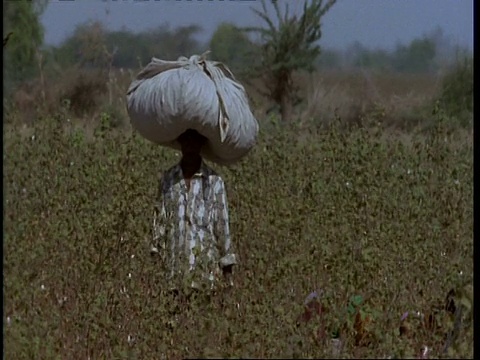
left=177, top=129, right=207, bottom=157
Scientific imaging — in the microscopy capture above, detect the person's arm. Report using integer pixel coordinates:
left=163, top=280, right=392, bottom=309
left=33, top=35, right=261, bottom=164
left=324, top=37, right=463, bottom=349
left=151, top=176, right=167, bottom=257
left=213, top=178, right=237, bottom=285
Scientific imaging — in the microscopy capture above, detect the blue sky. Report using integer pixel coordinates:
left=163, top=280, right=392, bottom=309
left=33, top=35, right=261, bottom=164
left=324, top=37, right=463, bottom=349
left=41, top=0, right=473, bottom=51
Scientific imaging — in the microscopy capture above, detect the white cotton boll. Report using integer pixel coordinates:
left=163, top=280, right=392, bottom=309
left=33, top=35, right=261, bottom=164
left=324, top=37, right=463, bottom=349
left=58, top=296, right=68, bottom=306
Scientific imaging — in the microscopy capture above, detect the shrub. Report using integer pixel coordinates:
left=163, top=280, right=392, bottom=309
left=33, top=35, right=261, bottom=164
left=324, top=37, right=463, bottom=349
left=437, top=55, right=473, bottom=127
left=63, top=69, right=109, bottom=117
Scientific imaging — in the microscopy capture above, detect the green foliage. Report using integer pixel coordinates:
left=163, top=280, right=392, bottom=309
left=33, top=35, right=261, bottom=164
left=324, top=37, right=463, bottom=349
left=244, top=0, right=337, bottom=122
left=153, top=24, right=203, bottom=60
left=316, top=48, right=343, bottom=70
left=354, top=48, right=392, bottom=72
left=3, top=112, right=473, bottom=358
left=62, top=69, right=109, bottom=117
left=50, top=22, right=203, bottom=70
left=49, top=21, right=111, bottom=69
left=3, top=0, right=46, bottom=87
left=209, top=22, right=258, bottom=75
left=393, top=38, right=436, bottom=74
left=344, top=29, right=465, bottom=74
left=437, top=55, right=473, bottom=127
left=105, top=29, right=152, bottom=69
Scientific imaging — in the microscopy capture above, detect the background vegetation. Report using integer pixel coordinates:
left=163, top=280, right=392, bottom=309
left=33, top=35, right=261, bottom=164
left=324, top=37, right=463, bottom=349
left=3, top=0, right=473, bottom=358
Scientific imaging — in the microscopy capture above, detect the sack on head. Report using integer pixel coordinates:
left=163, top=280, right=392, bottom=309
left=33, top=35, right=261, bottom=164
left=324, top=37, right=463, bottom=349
left=126, top=52, right=259, bottom=165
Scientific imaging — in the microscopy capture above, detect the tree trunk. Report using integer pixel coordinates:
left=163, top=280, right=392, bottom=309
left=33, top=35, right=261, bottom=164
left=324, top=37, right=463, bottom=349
left=280, top=91, right=293, bottom=123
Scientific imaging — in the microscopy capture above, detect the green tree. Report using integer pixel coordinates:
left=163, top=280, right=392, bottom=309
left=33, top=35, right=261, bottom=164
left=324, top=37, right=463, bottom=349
left=438, top=54, right=473, bottom=126
left=51, top=22, right=203, bottom=71
left=393, top=38, right=436, bottom=73
left=105, top=29, right=150, bottom=69
left=316, top=48, right=342, bottom=70
left=354, top=48, right=392, bottom=72
left=51, top=20, right=110, bottom=69
left=143, top=24, right=203, bottom=61
left=209, top=22, right=257, bottom=74
left=3, top=0, right=46, bottom=86
left=244, top=0, right=336, bottom=123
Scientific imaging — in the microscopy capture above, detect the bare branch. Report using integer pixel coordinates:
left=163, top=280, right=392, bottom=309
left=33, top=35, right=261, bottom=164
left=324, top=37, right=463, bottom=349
left=272, top=0, right=284, bottom=27
left=250, top=0, right=277, bottom=34
left=319, top=0, right=337, bottom=17
left=3, top=32, right=13, bottom=48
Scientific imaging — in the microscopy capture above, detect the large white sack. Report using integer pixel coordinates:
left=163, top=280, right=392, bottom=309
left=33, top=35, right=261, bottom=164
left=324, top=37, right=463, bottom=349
left=126, top=52, right=259, bottom=165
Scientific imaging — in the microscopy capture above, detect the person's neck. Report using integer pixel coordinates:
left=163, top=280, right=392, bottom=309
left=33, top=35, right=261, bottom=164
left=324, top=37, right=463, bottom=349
left=180, top=155, right=202, bottom=179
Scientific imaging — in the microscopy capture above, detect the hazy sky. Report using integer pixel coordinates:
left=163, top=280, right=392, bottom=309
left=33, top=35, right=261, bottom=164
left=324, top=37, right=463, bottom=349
left=41, top=0, right=473, bottom=51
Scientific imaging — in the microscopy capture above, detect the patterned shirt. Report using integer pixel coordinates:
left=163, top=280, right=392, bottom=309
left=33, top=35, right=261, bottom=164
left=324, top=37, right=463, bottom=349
left=151, top=161, right=237, bottom=291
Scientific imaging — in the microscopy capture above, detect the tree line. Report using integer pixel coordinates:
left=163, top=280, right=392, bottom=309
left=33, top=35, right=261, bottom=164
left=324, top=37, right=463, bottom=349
left=3, top=0, right=472, bottom=123
left=44, top=19, right=464, bottom=75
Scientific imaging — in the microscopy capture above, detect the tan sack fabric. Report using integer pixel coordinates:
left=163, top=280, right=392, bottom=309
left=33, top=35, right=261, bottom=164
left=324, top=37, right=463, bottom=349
left=126, top=52, right=259, bottom=165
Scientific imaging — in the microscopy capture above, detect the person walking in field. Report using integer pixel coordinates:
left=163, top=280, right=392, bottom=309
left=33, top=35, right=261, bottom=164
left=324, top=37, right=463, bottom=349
left=150, top=129, right=237, bottom=305
left=126, top=53, right=258, bottom=326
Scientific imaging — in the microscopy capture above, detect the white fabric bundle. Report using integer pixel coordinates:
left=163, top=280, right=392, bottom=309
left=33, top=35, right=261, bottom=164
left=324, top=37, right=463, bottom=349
left=126, top=52, right=259, bottom=165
